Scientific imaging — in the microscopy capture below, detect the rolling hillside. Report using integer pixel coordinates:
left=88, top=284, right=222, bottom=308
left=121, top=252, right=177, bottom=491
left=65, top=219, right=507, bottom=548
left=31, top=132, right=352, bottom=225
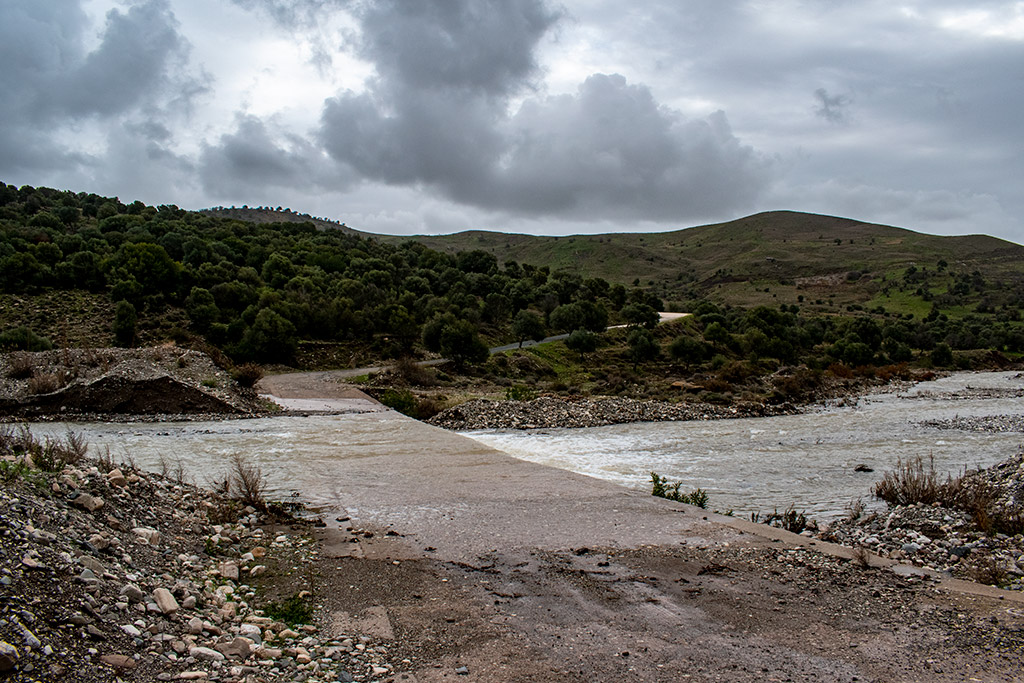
left=374, top=211, right=1024, bottom=310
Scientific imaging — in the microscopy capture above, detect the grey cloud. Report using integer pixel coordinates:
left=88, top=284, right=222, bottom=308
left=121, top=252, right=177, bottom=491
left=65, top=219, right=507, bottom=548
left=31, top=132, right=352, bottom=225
left=230, top=0, right=348, bottom=30
left=0, top=0, right=200, bottom=180
left=495, top=74, right=770, bottom=218
left=814, top=88, right=851, bottom=123
left=319, top=0, right=771, bottom=222
left=200, top=115, right=351, bottom=198
left=321, top=89, right=501, bottom=191
left=43, top=0, right=187, bottom=118
left=356, top=0, right=560, bottom=95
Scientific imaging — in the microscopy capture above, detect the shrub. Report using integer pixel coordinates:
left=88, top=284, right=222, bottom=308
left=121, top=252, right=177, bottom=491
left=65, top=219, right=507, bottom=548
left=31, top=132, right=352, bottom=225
left=227, top=453, right=267, bottom=510
left=6, top=352, right=34, bottom=379
left=504, top=384, right=536, bottom=401
left=231, top=363, right=264, bottom=388
left=113, top=300, right=137, bottom=347
left=0, top=426, right=87, bottom=472
left=872, top=454, right=945, bottom=506
left=0, top=326, right=53, bottom=352
left=650, top=472, right=708, bottom=508
left=761, top=505, right=811, bottom=534
left=393, top=357, right=436, bottom=387
left=27, top=372, right=61, bottom=395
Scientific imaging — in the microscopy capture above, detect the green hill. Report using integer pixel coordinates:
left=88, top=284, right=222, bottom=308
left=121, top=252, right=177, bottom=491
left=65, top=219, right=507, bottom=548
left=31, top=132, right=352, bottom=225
left=373, top=211, right=1024, bottom=313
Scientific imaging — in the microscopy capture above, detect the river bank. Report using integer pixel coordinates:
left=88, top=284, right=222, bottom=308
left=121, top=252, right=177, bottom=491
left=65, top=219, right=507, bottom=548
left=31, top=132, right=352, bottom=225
left=3, top=422, right=1024, bottom=682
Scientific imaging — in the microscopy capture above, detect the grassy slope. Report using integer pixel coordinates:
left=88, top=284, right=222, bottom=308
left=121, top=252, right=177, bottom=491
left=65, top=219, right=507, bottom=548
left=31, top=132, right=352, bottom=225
left=379, top=211, right=1024, bottom=308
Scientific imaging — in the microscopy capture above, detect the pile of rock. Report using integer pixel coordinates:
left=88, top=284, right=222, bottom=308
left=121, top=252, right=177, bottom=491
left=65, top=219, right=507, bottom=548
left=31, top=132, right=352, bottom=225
left=428, top=395, right=796, bottom=430
left=819, top=452, right=1024, bottom=590
left=917, top=414, right=1024, bottom=433
left=0, top=448, right=395, bottom=682
left=0, top=347, right=271, bottom=419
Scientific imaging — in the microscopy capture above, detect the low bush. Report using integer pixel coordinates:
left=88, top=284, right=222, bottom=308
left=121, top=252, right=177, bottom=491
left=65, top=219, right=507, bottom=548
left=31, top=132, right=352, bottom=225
left=872, top=454, right=946, bottom=506
left=504, top=384, right=536, bottom=401
left=650, top=472, right=709, bottom=508
left=5, top=352, right=35, bottom=379
left=760, top=505, right=811, bottom=534
left=231, top=363, right=264, bottom=388
left=0, top=326, right=53, bottom=352
left=227, top=453, right=266, bottom=510
left=27, top=372, right=62, bottom=395
left=0, top=426, right=87, bottom=472
left=393, top=357, right=437, bottom=387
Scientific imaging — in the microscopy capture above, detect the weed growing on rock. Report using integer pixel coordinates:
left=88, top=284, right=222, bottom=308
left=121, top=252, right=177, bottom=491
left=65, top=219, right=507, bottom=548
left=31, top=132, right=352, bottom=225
left=228, top=453, right=267, bottom=510
left=262, top=593, right=314, bottom=627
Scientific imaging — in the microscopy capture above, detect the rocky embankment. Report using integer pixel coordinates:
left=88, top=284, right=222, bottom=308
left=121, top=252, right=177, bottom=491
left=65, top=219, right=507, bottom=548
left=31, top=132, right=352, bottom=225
left=0, top=348, right=269, bottom=419
left=0, top=437, right=396, bottom=682
left=818, top=451, right=1024, bottom=590
left=428, top=395, right=797, bottom=430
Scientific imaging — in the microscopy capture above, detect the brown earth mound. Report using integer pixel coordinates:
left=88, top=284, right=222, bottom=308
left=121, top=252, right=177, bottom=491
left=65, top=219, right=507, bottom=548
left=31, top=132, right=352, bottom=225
left=0, top=347, right=266, bottom=418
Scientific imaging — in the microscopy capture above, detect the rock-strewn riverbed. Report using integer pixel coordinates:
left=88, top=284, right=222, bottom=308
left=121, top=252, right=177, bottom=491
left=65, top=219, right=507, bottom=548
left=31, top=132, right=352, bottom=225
left=818, top=451, right=1024, bottom=589
left=428, top=395, right=798, bottom=430
left=0, top=447, right=396, bottom=682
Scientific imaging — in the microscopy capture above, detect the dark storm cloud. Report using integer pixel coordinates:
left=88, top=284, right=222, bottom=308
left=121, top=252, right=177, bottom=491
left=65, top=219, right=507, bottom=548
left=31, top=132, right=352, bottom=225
left=495, top=75, right=769, bottom=219
left=319, top=0, right=771, bottom=221
left=200, top=115, right=351, bottom=197
left=0, top=0, right=200, bottom=177
left=355, top=0, right=560, bottom=95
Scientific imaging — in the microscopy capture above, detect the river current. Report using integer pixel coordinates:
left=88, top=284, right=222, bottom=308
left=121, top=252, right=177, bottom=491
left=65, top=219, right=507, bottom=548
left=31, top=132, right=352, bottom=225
left=24, top=371, right=1024, bottom=522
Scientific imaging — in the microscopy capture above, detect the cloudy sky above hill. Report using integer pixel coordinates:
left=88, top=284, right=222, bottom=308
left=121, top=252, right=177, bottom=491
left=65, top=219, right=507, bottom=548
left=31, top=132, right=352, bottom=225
left=2, top=0, right=1023, bottom=242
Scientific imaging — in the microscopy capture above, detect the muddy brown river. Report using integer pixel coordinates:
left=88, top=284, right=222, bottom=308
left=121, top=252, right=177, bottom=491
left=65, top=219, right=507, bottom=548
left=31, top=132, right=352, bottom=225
left=26, top=371, right=1024, bottom=522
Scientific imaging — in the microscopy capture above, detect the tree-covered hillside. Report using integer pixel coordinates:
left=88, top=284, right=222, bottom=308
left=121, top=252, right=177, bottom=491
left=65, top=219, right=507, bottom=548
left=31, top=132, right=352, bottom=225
left=0, top=182, right=649, bottom=366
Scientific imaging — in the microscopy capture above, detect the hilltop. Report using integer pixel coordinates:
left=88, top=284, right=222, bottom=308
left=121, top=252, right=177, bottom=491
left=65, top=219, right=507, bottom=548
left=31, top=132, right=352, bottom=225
left=380, top=210, right=1024, bottom=310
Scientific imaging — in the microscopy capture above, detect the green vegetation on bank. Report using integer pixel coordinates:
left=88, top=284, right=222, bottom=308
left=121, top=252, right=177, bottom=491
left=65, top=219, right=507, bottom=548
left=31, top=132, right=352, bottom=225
left=2, top=182, right=1023, bottom=405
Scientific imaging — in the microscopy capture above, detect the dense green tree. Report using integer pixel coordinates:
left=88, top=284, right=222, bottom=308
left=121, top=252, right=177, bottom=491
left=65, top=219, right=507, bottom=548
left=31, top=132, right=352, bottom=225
left=512, top=310, right=546, bottom=348
left=238, top=308, right=298, bottom=362
left=931, top=342, right=953, bottom=367
left=621, top=303, right=659, bottom=329
left=671, top=335, right=708, bottom=365
left=439, top=320, right=489, bottom=367
left=185, top=287, right=220, bottom=332
left=112, top=301, right=137, bottom=347
left=565, top=329, right=599, bottom=361
left=628, top=328, right=660, bottom=369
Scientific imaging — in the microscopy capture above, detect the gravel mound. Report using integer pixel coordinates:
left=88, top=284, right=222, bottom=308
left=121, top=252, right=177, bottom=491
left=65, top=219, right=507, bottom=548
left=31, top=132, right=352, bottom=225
left=428, top=395, right=797, bottom=430
left=0, top=348, right=267, bottom=418
left=917, top=414, right=1024, bottom=432
left=819, top=451, right=1024, bottom=589
left=0, top=448, right=395, bottom=682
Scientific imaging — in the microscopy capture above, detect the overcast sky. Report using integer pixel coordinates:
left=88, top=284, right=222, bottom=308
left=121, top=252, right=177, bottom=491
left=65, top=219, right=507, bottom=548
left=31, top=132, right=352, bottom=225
left=2, top=0, right=1023, bottom=243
